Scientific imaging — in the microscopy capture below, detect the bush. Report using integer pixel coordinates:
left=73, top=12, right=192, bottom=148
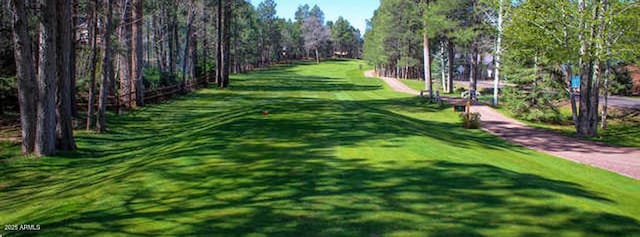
left=460, top=112, right=481, bottom=129
left=503, top=86, right=565, bottom=123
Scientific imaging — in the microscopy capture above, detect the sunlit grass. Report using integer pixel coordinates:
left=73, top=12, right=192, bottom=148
left=1, top=60, right=639, bottom=236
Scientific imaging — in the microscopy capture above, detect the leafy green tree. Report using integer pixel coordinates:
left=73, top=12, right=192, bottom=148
left=330, top=17, right=361, bottom=58
left=504, top=0, right=639, bottom=136
left=256, top=0, right=281, bottom=65
left=364, top=0, right=424, bottom=79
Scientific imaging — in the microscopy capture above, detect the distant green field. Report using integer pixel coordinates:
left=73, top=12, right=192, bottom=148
left=1, top=60, right=639, bottom=236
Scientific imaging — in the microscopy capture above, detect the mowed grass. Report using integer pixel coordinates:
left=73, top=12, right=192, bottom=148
left=1, top=60, right=640, bottom=236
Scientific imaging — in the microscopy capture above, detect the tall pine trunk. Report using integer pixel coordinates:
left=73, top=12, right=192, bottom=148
left=11, top=0, right=38, bottom=154
left=469, top=44, right=479, bottom=95
left=70, top=0, right=79, bottom=118
left=118, top=0, right=133, bottom=109
left=153, top=14, right=165, bottom=73
left=203, top=15, right=209, bottom=85
left=182, top=2, right=195, bottom=92
left=440, top=39, right=446, bottom=94
left=87, top=0, right=99, bottom=130
left=447, top=40, right=454, bottom=94
left=56, top=0, right=77, bottom=151
left=221, top=0, right=231, bottom=87
left=132, top=0, right=144, bottom=106
left=216, top=0, right=222, bottom=86
left=97, top=0, right=115, bottom=132
left=35, top=0, right=59, bottom=156
left=191, top=30, right=198, bottom=87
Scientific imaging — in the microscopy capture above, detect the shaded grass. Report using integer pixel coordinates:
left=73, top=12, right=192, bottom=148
left=1, top=60, right=639, bottom=236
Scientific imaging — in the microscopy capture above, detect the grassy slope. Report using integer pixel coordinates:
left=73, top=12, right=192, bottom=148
left=1, top=60, right=639, bottom=236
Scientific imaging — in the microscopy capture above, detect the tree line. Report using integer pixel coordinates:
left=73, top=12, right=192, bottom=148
left=6, top=0, right=363, bottom=157
left=363, top=0, right=640, bottom=137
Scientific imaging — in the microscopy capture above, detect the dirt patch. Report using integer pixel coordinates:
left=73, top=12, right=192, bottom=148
left=0, top=113, right=20, bottom=142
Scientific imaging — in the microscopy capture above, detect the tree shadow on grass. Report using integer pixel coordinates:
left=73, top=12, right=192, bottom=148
left=230, top=75, right=382, bottom=92
left=3, top=92, right=637, bottom=236
left=15, top=158, right=640, bottom=236
left=1, top=63, right=639, bottom=236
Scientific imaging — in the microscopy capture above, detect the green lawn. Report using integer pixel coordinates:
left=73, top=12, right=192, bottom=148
left=1, top=60, right=639, bottom=236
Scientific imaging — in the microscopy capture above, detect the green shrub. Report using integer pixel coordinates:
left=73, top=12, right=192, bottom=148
left=503, top=86, right=565, bottom=123
left=459, top=112, right=481, bottom=129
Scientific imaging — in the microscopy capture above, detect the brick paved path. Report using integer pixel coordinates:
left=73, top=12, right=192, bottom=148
left=366, top=70, right=640, bottom=179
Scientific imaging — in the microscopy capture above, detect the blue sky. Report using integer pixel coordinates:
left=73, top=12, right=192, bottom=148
left=252, top=0, right=380, bottom=34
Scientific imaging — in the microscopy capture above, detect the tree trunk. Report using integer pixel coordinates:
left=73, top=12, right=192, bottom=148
left=216, top=0, right=222, bottom=86
left=493, top=0, right=503, bottom=106
left=35, top=0, right=59, bottom=156
left=146, top=15, right=150, bottom=67
left=221, top=0, right=231, bottom=87
left=172, top=3, right=179, bottom=80
left=70, top=0, right=79, bottom=118
left=601, top=0, right=612, bottom=130
left=153, top=14, right=165, bottom=73
left=601, top=61, right=610, bottom=129
left=182, top=2, right=195, bottom=92
left=118, top=0, right=132, bottom=110
left=56, top=0, right=77, bottom=151
left=469, top=45, right=479, bottom=96
left=202, top=14, right=209, bottom=85
left=11, top=0, right=38, bottom=154
left=97, top=0, right=115, bottom=132
left=87, top=0, right=99, bottom=130
left=167, top=3, right=175, bottom=80
left=576, top=0, right=589, bottom=136
left=315, top=48, right=319, bottom=64
left=191, top=30, right=198, bottom=87
left=423, top=32, right=432, bottom=97
left=576, top=0, right=603, bottom=137
left=132, top=0, right=143, bottom=106
left=588, top=0, right=605, bottom=136
left=440, top=39, right=446, bottom=94
left=447, top=40, right=454, bottom=94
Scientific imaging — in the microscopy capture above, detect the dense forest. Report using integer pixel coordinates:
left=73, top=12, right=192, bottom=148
left=2, top=0, right=363, bottom=156
left=364, top=0, right=640, bottom=136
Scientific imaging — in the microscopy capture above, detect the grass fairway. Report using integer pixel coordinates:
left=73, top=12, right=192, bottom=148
left=1, top=60, right=639, bottom=236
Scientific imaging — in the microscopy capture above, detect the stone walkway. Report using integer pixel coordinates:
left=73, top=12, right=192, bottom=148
left=365, top=70, right=640, bottom=179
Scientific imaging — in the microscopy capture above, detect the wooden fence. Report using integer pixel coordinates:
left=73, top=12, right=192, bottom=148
left=77, top=77, right=212, bottom=110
